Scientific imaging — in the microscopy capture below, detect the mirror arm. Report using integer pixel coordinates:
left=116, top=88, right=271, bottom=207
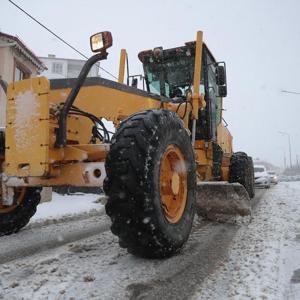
left=56, top=51, right=108, bottom=148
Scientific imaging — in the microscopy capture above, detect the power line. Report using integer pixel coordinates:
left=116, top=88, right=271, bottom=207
left=8, top=0, right=118, bottom=80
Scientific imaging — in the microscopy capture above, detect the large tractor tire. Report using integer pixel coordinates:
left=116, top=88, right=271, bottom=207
left=104, top=109, right=196, bottom=258
left=229, top=152, right=255, bottom=199
left=0, top=187, right=41, bottom=236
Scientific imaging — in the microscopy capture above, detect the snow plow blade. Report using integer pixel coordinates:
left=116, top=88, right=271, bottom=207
left=196, top=182, right=251, bottom=217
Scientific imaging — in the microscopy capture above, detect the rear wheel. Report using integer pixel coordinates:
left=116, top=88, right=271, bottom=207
left=0, top=131, right=40, bottom=235
left=229, top=152, right=255, bottom=198
left=0, top=187, right=40, bottom=236
left=104, top=109, right=196, bottom=258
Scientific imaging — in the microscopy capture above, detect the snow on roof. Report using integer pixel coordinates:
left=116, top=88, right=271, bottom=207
left=0, top=32, right=47, bottom=71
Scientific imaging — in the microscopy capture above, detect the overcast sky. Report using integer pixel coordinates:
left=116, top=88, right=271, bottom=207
left=1, top=0, right=300, bottom=167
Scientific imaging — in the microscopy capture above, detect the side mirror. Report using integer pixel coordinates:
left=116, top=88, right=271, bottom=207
left=218, top=85, right=227, bottom=97
left=215, top=62, right=227, bottom=97
left=216, top=65, right=226, bottom=86
left=90, top=31, right=113, bottom=53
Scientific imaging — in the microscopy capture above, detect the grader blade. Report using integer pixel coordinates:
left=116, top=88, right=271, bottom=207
left=196, top=182, right=251, bottom=217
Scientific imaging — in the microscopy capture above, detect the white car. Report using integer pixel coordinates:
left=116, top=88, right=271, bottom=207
left=254, top=165, right=271, bottom=188
left=267, top=171, right=278, bottom=184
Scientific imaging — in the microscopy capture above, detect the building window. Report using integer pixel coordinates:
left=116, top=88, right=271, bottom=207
left=52, top=62, right=63, bottom=75
left=67, top=62, right=83, bottom=77
left=14, top=65, right=29, bottom=82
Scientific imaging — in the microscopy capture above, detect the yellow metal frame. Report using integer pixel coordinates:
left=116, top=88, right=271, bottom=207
left=191, top=31, right=204, bottom=119
left=5, top=78, right=50, bottom=177
left=2, top=31, right=233, bottom=188
left=118, top=49, right=127, bottom=84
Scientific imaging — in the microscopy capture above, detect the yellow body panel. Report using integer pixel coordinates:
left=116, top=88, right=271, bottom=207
left=48, top=85, right=161, bottom=124
left=5, top=77, right=50, bottom=177
left=66, top=115, right=81, bottom=142
left=217, top=123, right=233, bottom=155
left=194, top=140, right=213, bottom=181
left=4, top=161, right=106, bottom=187
left=48, top=84, right=192, bottom=144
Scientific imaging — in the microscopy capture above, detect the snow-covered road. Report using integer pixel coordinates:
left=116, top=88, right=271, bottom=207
left=0, top=183, right=299, bottom=299
left=0, top=212, right=110, bottom=265
left=195, top=182, right=300, bottom=300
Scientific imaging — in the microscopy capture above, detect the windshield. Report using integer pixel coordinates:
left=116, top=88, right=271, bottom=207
left=144, top=52, right=195, bottom=98
left=254, top=167, right=265, bottom=172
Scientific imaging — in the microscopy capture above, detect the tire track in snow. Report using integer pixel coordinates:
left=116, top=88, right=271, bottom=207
left=126, top=189, right=266, bottom=299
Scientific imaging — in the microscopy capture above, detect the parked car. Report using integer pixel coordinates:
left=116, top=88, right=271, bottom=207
left=254, top=165, right=271, bottom=188
left=267, top=170, right=279, bottom=184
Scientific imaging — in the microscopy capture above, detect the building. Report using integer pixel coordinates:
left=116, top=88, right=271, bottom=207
left=0, top=32, right=46, bottom=127
left=39, top=54, right=100, bottom=79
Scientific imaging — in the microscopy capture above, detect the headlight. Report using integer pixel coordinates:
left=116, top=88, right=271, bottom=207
left=90, top=31, right=113, bottom=53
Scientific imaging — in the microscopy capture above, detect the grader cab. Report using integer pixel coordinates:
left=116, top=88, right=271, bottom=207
left=0, top=31, right=254, bottom=258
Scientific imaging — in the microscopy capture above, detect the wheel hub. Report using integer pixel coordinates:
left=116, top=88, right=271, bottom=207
left=160, top=145, right=187, bottom=224
left=171, top=172, right=180, bottom=195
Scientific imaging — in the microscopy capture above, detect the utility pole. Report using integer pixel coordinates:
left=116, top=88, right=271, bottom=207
left=278, top=131, right=292, bottom=168
left=279, top=147, right=287, bottom=169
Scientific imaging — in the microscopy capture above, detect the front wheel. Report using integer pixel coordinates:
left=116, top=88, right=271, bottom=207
left=104, top=109, right=196, bottom=258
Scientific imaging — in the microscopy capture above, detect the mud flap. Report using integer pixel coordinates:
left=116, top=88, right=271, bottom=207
left=196, top=182, right=251, bottom=217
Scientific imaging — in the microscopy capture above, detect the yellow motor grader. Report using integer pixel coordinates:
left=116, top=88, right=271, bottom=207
left=0, top=31, right=254, bottom=258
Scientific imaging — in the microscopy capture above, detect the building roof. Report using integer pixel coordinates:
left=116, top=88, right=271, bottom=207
left=0, top=32, right=47, bottom=71
left=39, top=55, right=88, bottom=63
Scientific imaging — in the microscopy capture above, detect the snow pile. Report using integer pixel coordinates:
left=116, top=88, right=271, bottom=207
left=195, top=182, right=300, bottom=299
left=31, top=192, right=104, bottom=223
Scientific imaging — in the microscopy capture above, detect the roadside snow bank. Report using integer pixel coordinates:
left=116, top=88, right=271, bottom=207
left=31, top=192, right=104, bottom=223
